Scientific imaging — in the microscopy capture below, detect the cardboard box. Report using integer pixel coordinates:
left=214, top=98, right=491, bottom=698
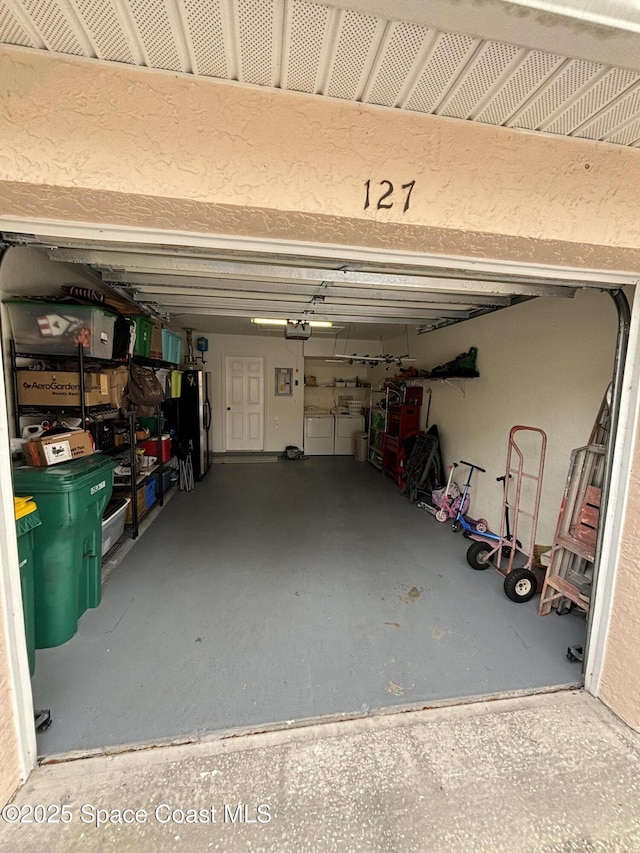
left=23, top=430, right=94, bottom=467
left=103, top=366, right=129, bottom=409
left=16, top=371, right=111, bottom=408
left=115, top=482, right=148, bottom=524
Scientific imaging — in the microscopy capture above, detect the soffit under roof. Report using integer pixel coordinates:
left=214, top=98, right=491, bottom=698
left=2, top=1, right=638, bottom=336
left=1, top=0, right=640, bottom=148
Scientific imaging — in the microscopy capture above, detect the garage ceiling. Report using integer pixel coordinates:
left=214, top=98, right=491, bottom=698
left=2, top=2, right=639, bottom=338
left=5, top=230, right=635, bottom=340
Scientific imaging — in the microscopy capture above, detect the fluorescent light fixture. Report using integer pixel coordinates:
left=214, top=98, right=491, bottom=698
left=251, top=318, right=333, bottom=328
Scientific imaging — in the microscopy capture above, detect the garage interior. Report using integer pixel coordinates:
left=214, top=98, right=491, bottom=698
left=2, top=0, right=640, bottom=760
left=0, top=235, right=627, bottom=756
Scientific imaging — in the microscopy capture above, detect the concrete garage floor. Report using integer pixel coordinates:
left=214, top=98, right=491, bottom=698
left=31, top=458, right=585, bottom=757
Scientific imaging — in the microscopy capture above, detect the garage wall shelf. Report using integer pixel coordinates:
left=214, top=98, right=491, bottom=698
left=9, top=340, right=172, bottom=540
left=422, top=377, right=475, bottom=397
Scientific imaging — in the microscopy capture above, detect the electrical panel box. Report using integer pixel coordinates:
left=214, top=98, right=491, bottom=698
left=275, top=367, right=293, bottom=396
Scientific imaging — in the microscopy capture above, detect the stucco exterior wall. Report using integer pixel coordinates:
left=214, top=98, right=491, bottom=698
left=3, top=46, right=640, bottom=270
left=0, top=581, right=21, bottom=805
left=599, top=436, right=640, bottom=729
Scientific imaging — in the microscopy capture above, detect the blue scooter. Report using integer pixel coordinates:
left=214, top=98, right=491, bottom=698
left=450, top=460, right=489, bottom=534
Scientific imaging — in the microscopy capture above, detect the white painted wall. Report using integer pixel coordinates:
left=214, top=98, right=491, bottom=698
left=400, top=291, right=619, bottom=544
left=208, top=333, right=305, bottom=452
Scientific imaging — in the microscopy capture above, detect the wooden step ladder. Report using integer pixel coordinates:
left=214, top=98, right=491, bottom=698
left=588, top=383, right=612, bottom=446
left=538, top=444, right=605, bottom=616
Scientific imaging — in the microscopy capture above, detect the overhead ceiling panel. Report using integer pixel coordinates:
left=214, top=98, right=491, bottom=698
left=608, top=119, right=640, bottom=147
left=72, top=0, right=136, bottom=63
left=509, top=58, right=603, bottom=130
left=12, top=227, right=638, bottom=337
left=404, top=31, right=479, bottom=113
left=364, top=20, right=432, bottom=108
left=21, top=0, right=85, bottom=53
left=235, top=0, right=277, bottom=86
left=0, top=1, right=38, bottom=46
left=476, top=49, right=565, bottom=126
left=438, top=40, right=522, bottom=119
left=128, top=0, right=183, bottom=71
left=575, top=82, right=640, bottom=141
left=182, top=0, right=228, bottom=77
left=544, top=66, right=640, bottom=135
left=282, top=0, right=330, bottom=93
left=325, top=8, right=382, bottom=100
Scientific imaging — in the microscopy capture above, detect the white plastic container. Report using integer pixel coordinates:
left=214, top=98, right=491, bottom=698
left=354, top=432, right=368, bottom=462
left=101, top=497, right=130, bottom=557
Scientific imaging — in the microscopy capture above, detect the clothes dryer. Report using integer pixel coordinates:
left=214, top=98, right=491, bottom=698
left=334, top=413, right=365, bottom=455
left=303, top=412, right=334, bottom=455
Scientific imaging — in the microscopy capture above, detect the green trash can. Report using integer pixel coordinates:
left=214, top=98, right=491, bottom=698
left=14, top=497, right=41, bottom=676
left=13, top=455, right=116, bottom=649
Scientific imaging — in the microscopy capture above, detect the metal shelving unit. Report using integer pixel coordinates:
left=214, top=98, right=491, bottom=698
left=367, top=388, right=389, bottom=470
left=10, top=340, right=170, bottom=539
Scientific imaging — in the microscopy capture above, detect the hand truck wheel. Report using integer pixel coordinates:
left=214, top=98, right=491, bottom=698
left=503, top=568, right=538, bottom=603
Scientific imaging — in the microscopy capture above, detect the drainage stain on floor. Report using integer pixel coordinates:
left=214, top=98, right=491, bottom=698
left=431, top=626, right=453, bottom=640
left=398, top=586, right=423, bottom=604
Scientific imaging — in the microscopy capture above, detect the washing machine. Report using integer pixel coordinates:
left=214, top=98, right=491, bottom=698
left=333, top=413, right=365, bottom=455
left=304, top=412, right=335, bottom=455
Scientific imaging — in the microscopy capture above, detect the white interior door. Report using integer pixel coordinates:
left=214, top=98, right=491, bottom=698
left=225, top=356, right=264, bottom=451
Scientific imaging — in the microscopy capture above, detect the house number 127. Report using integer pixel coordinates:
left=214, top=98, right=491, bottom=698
left=364, top=179, right=416, bottom=213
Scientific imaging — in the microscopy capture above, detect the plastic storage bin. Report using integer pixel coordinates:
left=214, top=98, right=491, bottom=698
left=6, top=300, right=117, bottom=359
left=13, top=455, right=116, bottom=648
left=14, top=497, right=41, bottom=675
left=155, top=469, right=172, bottom=497
left=137, top=415, right=165, bottom=434
left=133, top=316, right=153, bottom=358
left=150, top=322, right=163, bottom=360
left=162, top=330, right=182, bottom=365
left=101, top=497, right=130, bottom=557
left=145, top=476, right=157, bottom=511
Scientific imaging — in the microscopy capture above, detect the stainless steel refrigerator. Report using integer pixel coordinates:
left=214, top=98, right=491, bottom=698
left=179, top=369, right=212, bottom=481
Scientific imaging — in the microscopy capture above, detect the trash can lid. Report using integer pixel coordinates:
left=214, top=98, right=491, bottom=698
left=16, top=508, right=42, bottom=536
left=13, top=455, right=117, bottom=494
left=14, top=496, right=38, bottom=519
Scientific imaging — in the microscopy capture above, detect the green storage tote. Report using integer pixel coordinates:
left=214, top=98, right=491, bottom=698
left=13, top=455, right=116, bottom=649
left=132, top=316, right=153, bottom=358
left=14, top=498, right=41, bottom=676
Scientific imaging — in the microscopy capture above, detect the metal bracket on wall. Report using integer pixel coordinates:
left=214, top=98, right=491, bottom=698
left=429, top=378, right=468, bottom=397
